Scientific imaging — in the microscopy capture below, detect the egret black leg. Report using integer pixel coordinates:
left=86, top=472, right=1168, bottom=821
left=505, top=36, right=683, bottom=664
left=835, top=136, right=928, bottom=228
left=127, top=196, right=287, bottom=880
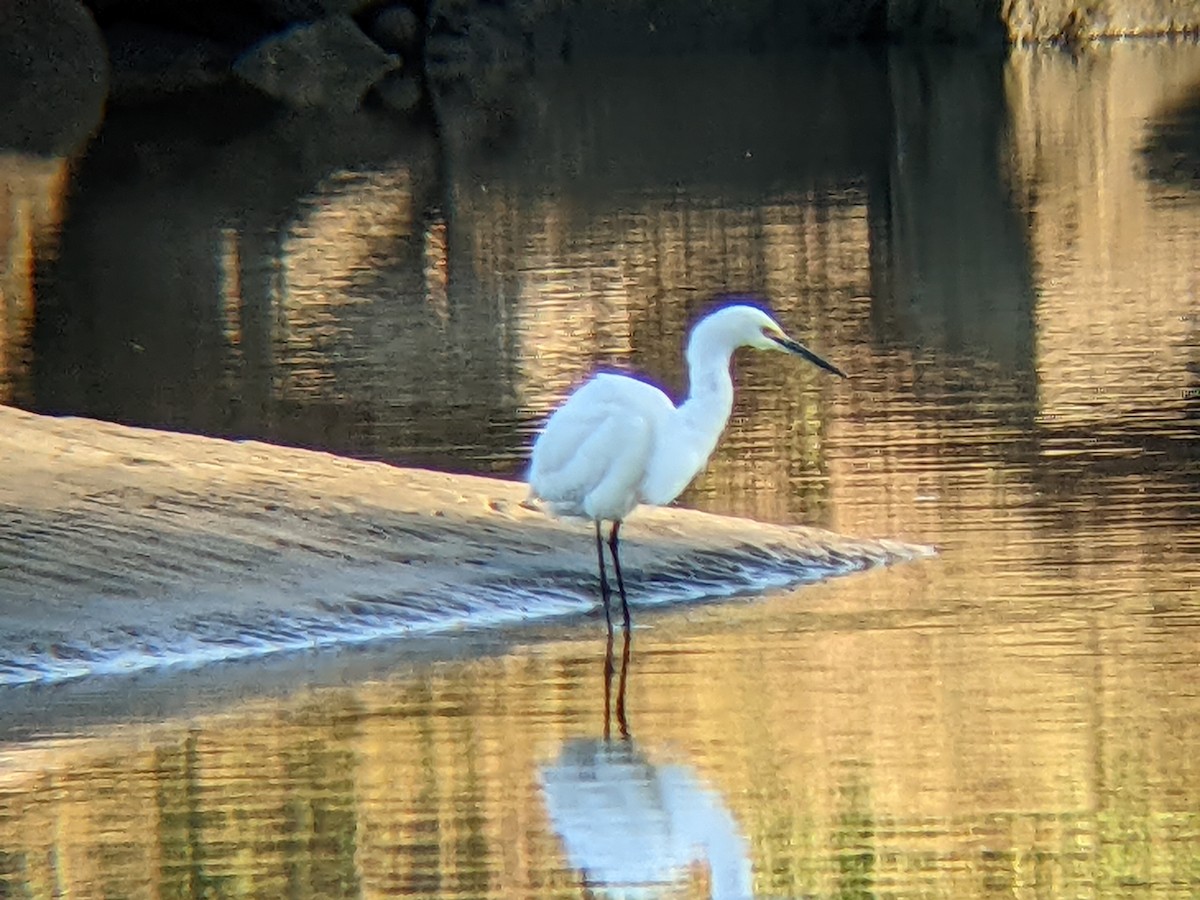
left=595, top=519, right=613, bottom=630
left=607, top=521, right=631, bottom=630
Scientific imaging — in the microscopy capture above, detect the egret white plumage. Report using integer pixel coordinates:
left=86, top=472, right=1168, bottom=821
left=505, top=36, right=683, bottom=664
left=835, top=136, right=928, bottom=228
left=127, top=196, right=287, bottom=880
left=527, top=302, right=846, bottom=628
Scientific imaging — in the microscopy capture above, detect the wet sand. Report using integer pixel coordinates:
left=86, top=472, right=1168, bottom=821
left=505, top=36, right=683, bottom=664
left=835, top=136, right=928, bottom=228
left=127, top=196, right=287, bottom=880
left=0, top=407, right=930, bottom=685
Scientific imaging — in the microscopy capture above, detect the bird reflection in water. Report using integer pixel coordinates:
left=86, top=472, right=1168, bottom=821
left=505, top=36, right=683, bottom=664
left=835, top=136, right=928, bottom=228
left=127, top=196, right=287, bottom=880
left=539, top=629, right=755, bottom=898
left=603, top=621, right=630, bottom=740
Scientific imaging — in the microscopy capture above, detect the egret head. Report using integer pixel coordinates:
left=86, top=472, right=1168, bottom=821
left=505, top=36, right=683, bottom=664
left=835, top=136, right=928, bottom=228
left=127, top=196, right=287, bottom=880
left=701, top=302, right=847, bottom=378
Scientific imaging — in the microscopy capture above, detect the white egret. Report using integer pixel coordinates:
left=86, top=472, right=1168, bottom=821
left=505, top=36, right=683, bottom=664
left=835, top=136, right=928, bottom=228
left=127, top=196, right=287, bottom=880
left=527, top=302, right=846, bottom=628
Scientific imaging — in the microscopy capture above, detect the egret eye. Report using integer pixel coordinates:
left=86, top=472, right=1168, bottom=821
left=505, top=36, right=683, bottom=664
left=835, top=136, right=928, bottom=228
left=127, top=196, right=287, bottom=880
left=762, top=326, right=787, bottom=346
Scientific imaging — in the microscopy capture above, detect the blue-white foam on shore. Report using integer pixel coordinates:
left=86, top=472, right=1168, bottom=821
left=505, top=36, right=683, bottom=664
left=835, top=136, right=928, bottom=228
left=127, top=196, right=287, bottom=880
left=0, top=540, right=930, bottom=687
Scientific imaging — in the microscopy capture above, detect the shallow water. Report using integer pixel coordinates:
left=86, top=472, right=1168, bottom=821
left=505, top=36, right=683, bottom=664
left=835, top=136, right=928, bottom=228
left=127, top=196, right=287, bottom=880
left=2, top=43, right=1200, bottom=898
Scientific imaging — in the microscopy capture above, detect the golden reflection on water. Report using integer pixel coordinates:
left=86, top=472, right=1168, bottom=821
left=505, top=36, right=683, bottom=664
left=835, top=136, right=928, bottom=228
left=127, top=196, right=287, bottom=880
left=1007, top=45, right=1200, bottom=433
left=0, top=153, right=68, bottom=406
left=1, top=42, right=1200, bottom=899
left=0, top=549, right=1196, bottom=897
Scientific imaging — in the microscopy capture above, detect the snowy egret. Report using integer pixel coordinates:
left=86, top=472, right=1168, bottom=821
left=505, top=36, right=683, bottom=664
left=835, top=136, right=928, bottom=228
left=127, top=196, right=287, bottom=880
left=527, top=302, right=846, bottom=628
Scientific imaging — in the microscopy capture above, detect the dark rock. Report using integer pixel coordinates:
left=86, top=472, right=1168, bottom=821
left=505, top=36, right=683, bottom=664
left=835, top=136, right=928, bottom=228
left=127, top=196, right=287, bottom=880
left=430, top=0, right=476, bottom=35
left=425, top=33, right=475, bottom=82
left=245, top=0, right=384, bottom=21
left=318, top=0, right=383, bottom=14
left=368, top=4, right=423, bottom=55
left=426, top=3, right=527, bottom=88
left=83, top=1, right=380, bottom=47
left=105, top=23, right=236, bottom=101
left=233, top=15, right=401, bottom=112
left=84, top=0, right=317, bottom=47
left=0, top=0, right=109, bottom=155
left=373, top=70, right=424, bottom=114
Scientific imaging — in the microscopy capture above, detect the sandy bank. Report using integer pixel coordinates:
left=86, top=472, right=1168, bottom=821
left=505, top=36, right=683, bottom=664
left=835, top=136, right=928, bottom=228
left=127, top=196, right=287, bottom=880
left=0, top=407, right=930, bottom=685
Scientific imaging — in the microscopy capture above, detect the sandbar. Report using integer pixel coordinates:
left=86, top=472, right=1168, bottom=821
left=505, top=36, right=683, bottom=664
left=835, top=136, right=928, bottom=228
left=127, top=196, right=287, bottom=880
left=0, top=407, right=930, bottom=685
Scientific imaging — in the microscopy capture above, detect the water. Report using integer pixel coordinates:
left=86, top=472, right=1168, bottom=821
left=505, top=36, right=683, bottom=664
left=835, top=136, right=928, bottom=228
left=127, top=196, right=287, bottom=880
left=2, top=43, right=1199, bottom=898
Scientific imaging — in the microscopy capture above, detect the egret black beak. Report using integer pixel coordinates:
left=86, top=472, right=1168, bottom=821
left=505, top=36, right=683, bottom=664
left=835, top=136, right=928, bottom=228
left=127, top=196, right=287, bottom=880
left=770, top=333, right=847, bottom=379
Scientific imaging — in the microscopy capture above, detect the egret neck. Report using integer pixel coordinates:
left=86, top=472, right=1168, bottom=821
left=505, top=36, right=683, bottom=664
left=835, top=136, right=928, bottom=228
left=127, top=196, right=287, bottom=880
left=676, top=319, right=738, bottom=450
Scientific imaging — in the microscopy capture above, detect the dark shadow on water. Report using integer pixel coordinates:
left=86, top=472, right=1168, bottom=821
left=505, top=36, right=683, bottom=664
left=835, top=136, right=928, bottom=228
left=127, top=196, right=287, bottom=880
left=0, top=621, right=553, bottom=743
left=30, top=91, right=439, bottom=440
left=1142, top=78, right=1200, bottom=196
left=870, top=48, right=1036, bottom=370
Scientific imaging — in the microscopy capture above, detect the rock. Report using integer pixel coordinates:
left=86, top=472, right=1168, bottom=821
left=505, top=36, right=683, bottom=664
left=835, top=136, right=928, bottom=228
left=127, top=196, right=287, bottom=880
left=105, top=23, right=235, bottom=101
left=373, top=70, right=424, bottom=114
left=426, top=3, right=527, bottom=87
left=425, top=33, right=475, bottom=82
left=233, top=15, right=401, bottom=112
left=368, top=4, right=423, bottom=55
left=0, top=0, right=109, bottom=156
left=1004, top=0, right=1200, bottom=42
left=317, top=0, right=383, bottom=14
left=432, top=0, right=480, bottom=34
left=84, top=0, right=308, bottom=46
left=240, top=0, right=326, bottom=23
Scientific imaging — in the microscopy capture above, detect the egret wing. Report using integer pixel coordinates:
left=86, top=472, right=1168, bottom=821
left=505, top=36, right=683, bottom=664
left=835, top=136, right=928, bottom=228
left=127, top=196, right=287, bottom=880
left=529, top=374, right=674, bottom=518
left=638, top=438, right=711, bottom=506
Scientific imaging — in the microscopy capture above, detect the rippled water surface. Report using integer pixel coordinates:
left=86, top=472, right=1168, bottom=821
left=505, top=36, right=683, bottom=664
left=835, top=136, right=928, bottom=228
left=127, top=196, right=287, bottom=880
left=2, top=43, right=1199, bottom=898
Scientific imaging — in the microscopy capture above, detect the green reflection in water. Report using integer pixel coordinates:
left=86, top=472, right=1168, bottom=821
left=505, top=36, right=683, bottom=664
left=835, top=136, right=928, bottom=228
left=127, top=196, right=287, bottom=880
left=0, top=587, right=1199, bottom=899
left=833, top=774, right=874, bottom=900
left=156, top=736, right=220, bottom=900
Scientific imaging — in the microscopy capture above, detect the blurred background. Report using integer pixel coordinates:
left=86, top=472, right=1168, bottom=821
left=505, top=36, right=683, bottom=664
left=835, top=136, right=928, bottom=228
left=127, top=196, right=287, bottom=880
left=0, top=10, right=1198, bottom=897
